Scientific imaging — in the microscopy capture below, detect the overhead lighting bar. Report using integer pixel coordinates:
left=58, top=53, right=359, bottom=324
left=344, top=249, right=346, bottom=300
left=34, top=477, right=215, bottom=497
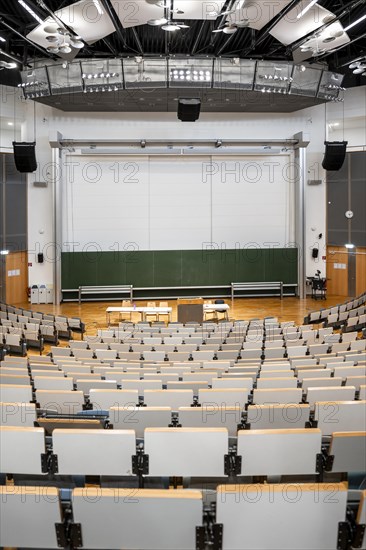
left=93, top=0, right=104, bottom=16
left=296, top=0, right=318, bottom=20
left=0, top=35, right=6, bottom=42
left=343, top=14, right=366, bottom=32
left=18, top=0, right=44, bottom=25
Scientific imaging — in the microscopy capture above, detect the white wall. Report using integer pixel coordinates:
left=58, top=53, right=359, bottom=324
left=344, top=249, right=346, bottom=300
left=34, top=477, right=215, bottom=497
left=1, top=83, right=365, bottom=288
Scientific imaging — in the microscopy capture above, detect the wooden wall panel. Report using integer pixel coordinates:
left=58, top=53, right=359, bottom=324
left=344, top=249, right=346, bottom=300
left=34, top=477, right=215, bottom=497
left=356, top=247, right=366, bottom=296
left=5, top=251, right=28, bottom=304
left=326, top=246, right=349, bottom=297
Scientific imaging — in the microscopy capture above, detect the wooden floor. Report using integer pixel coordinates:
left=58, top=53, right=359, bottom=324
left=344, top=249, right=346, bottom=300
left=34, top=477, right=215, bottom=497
left=16, top=295, right=348, bottom=333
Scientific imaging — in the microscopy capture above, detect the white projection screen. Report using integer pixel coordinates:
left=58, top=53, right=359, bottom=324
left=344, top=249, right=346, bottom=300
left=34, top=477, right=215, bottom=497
left=62, top=154, right=294, bottom=252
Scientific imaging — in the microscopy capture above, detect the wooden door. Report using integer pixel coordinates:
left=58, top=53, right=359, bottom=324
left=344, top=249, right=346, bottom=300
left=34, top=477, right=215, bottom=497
left=5, top=251, right=28, bottom=304
left=326, top=246, right=349, bottom=297
left=356, top=247, right=366, bottom=295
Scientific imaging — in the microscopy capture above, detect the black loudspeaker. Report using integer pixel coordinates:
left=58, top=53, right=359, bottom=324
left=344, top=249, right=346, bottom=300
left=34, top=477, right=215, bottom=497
left=177, top=99, right=201, bottom=122
left=312, top=248, right=319, bottom=259
left=322, top=141, right=348, bottom=171
left=12, top=142, right=37, bottom=173
left=37, top=253, right=44, bottom=264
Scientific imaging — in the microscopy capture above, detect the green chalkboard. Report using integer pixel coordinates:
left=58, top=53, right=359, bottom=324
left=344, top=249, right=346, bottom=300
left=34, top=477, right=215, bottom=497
left=62, top=248, right=298, bottom=291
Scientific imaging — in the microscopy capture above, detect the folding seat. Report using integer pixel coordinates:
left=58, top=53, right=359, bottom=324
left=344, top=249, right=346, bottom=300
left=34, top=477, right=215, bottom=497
left=40, top=325, right=58, bottom=345
left=261, top=361, right=292, bottom=370
left=61, top=364, right=91, bottom=375
left=0, top=486, right=63, bottom=549
left=121, top=379, right=163, bottom=394
left=76, top=379, right=118, bottom=394
left=259, top=370, right=294, bottom=378
left=350, top=340, right=366, bottom=352
left=0, top=401, right=37, bottom=427
left=90, top=389, right=138, bottom=411
left=315, top=400, right=366, bottom=435
left=326, top=360, right=355, bottom=370
left=328, top=432, right=366, bottom=473
left=50, top=346, right=72, bottom=357
left=144, top=389, right=193, bottom=409
left=7, top=312, right=18, bottom=323
left=216, top=482, right=348, bottom=550
left=239, top=349, right=262, bottom=361
left=318, top=327, right=334, bottom=338
left=68, top=317, right=85, bottom=336
left=302, top=377, right=343, bottom=391
left=69, top=340, right=88, bottom=351
left=33, top=376, right=74, bottom=391
left=110, top=406, right=172, bottom=438
left=3, top=333, right=26, bottom=355
left=0, top=426, right=46, bottom=475
left=211, top=377, right=253, bottom=390
left=306, top=386, right=356, bottom=407
left=140, top=351, right=167, bottom=362
left=257, top=377, right=298, bottom=389
left=72, top=487, right=203, bottom=550
left=247, top=403, right=310, bottom=430
left=263, top=348, right=286, bottom=360
left=308, top=311, right=321, bottom=323
left=198, top=388, right=249, bottom=408
left=243, top=341, right=262, bottom=349
left=167, top=381, right=209, bottom=393
left=164, top=351, right=191, bottom=362
left=54, top=321, right=71, bottom=339
left=331, top=342, right=349, bottom=353
left=252, top=388, right=303, bottom=405
left=326, top=313, right=339, bottom=327
left=344, top=376, right=366, bottom=391
left=36, top=389, right=85, bottom=414
left=145, top=427, right=228, bottom=478
left=286, top=345, right=308, bottom=358
left=178, top=406, right=242, bottom=436
left=52, top=429, right=136, bottom=476
left=0, top=373, right=30, bottom=386
left=333, top=365, right=366, bottom=378
left=0, top=384, right=32, bottom=403
left=237, top=428, right=322, bottom=476
left=190, top=350, right=216, bottom=361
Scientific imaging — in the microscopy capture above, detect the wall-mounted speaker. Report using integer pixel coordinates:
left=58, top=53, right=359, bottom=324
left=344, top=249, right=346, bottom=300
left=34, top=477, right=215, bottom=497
left=12, top=142, right=37, bottom=173
left=322, top=141, right=348, bottom=171
left=177, top=98, right=201, bottom=122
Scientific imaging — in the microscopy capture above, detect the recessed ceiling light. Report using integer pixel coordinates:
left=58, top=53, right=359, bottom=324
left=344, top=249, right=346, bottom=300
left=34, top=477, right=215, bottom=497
left=323, top=36, right=336, bottom=43
left=46, top=35, right=58, bottom=42
left=162, top=23, right=180, bottom=31
left=223, top=26, right=237, bottom=34
left=147, top=18, right=168, bottom=26
left=43, top=24, right=58, bottom=34
left=59, top=45, right=72, bottom=53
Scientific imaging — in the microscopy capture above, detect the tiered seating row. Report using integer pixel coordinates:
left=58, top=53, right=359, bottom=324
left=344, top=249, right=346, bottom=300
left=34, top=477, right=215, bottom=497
left=304, top=291, right=366, bottom=331
left=0, top=302, right=85, bottom=356
left=1, top=484, right=364, bottom=550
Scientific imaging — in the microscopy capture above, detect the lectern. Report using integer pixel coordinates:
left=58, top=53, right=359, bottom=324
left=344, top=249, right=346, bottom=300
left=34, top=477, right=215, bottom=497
left=177, top=298, right=204, bottom=324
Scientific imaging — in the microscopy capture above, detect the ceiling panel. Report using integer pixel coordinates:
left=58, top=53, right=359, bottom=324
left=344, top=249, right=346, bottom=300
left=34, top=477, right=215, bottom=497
left=112, top=0, right=165, bottom=28
left=228, top=0, right=293, bottom=30
left=172, top=0, right=225, bottom=20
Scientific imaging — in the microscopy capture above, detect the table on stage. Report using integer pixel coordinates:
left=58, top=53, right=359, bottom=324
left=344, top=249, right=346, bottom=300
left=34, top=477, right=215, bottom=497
left=106, top=306, right=172, bottom=324
left=106, top=303, right=230, bottom=324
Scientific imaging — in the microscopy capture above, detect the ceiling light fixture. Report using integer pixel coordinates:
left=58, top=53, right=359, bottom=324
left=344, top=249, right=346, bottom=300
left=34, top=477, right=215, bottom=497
left=0, top=36, right=6, bottom=43
left=296, top=0, right=318, bottom=20
left=343, top=14, right=366, bottom=32
left=18, top=0, right=43, bottom=25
